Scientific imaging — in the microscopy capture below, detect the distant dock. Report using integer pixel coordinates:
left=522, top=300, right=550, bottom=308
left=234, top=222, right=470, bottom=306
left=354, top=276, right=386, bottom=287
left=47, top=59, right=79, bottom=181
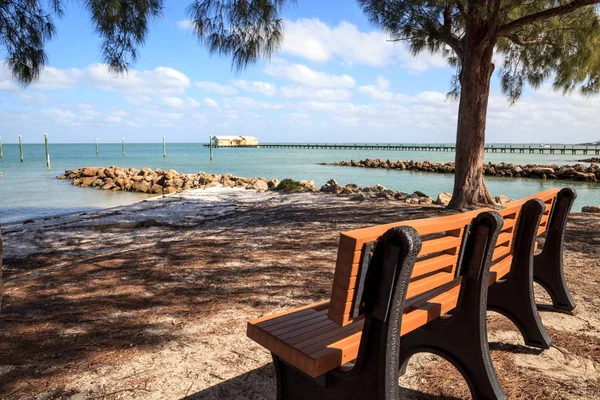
left=202, top=143, right=600, bottom=155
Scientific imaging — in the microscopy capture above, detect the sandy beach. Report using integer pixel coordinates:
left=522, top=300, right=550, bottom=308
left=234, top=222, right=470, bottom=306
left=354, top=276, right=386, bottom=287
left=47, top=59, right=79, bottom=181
left=1, top=187, right=599, bottom=399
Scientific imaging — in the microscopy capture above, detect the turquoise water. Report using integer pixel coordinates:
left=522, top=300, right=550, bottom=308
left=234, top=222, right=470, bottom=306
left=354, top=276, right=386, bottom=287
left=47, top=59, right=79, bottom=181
left=0, top=143, right=598, bottom=223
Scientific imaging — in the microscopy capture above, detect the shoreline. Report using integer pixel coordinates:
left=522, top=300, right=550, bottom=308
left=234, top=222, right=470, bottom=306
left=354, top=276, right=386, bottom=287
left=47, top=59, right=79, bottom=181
left=57, top=166, right=521, bottom=209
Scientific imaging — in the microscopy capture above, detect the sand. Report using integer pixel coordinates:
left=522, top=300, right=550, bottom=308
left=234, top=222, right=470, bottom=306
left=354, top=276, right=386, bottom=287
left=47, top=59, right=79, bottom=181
left=1, top=187, right=598, bottom=399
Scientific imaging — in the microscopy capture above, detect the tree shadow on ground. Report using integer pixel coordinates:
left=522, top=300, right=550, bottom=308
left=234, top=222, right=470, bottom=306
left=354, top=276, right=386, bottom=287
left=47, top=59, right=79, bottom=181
left=183, top=364, right=463, bottom=400
left=1, top=201, right=451, bottom=397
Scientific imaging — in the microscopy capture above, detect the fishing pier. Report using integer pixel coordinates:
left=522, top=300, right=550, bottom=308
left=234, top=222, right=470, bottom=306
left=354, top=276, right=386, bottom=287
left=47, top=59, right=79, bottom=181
left=202, top=143, right=600, bottom=155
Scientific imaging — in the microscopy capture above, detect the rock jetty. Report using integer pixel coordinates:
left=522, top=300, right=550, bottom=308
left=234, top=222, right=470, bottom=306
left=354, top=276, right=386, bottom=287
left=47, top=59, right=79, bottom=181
left=582, top=206, right=600, bottom=213
left=59, top=166, right=514, bottom=206
left=58, top=166, right=305, bottom=195
left=579, top=158, right=600, bottom=163
left=323, top=159, right=600, bottom=182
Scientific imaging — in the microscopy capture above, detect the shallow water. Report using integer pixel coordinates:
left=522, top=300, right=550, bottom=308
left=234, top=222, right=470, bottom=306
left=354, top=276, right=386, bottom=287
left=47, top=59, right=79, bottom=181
left=0, top=143, right=598, bottom=223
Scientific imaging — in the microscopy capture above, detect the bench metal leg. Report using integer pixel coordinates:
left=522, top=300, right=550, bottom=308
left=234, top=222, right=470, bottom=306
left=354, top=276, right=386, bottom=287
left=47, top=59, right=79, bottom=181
left=534, top=188, right=576, bottom=311
left=399, top=212, right=506, bottom=400
left=488, top=199, right=551, bottom=349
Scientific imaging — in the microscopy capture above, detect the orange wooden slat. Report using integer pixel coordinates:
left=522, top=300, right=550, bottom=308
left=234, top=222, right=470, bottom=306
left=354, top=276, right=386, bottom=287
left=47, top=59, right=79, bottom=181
left=489, top=256, right=513, bottom=283
left=268, top=313, right=330, bottom=336
left=412, top=253, right=458, bottom=278
left=406, top=271, right=455, bottom=299
left=255, top=306, right=319, bottom=328
left=261, top=309, right=324, bottom=332
left=419, top=235, right=463, bottom=256
left=311, top=331, right=363, bottom=375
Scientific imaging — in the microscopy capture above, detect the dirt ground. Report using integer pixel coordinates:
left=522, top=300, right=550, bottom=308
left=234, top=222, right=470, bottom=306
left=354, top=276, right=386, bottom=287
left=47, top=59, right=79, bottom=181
left=0, top=188, right=599, bottom=399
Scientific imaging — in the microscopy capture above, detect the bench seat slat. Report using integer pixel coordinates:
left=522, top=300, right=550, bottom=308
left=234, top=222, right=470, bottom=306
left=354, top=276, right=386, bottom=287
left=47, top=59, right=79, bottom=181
left=267, top=313, right=329, bottom=336
left=260, top=309, right=323, bottom=331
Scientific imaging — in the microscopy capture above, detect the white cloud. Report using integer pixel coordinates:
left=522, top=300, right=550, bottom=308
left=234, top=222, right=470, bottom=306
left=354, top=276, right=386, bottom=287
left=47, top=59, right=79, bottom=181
left=280, top=86, right=352, bottom=101
left=1, top=63, right=191, bottom=95
left=264, top=60, right=355, bottom=89
left=162, top=96, right=201, bottom=108
left=14, top=92, right=49, bottom=104
left=42, top=108, right=78, bottom=124
left=221, top=96, right=284, bottom=110
left=204, top=98, right=218, bottom=108
left=33, top=66, right=82, bottom=90
left=195, top=81, right=238, bottom=96
left=0, top=63, right=80, bottom=91
left=232, top=80, right=277, bottom=96
left=124, top=95, right=153, bottom=106
left=177, top=19, right=193, bottom=30
left=0, top=63, right=15, bottom=90
left=84, top=64, right=191, bottom=94
left=282, top=18, right=449, bottom=72
left=358, top=76, right=397, bottom=101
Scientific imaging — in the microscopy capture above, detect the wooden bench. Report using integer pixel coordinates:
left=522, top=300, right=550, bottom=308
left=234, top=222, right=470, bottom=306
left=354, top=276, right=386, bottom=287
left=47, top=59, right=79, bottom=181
left=247, top=188, right=576, bottom=400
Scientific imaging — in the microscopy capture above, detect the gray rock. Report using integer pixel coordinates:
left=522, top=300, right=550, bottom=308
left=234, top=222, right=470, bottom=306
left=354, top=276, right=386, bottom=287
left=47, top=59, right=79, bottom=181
left=582, top=206, right=600, bottom=213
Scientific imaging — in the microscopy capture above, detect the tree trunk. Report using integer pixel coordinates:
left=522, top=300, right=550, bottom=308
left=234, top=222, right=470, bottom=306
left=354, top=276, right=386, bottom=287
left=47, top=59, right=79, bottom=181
left=448, top=29, right=497, bottom=210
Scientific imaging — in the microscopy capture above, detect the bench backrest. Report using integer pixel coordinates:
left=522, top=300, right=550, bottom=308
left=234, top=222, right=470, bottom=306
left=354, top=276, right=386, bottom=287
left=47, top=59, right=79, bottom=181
left=328, top=188, right=562, bottom=327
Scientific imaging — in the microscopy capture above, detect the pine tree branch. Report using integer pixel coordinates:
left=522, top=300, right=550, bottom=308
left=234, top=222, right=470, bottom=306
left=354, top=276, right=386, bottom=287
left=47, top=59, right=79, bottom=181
left=455, top=0, right=472, bottom=22
left=498, top=0, right=600, bottom=35
left=504, top=33, right=554, bottom=46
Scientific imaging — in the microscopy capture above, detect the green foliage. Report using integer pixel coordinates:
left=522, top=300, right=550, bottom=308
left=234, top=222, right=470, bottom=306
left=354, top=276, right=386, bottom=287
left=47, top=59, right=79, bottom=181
left=358, top=0, right=600, bottom=101
left=0, top=0, right=62, bottom=86
left=0, top=0, right=289, bottom=84
left=2, top=0, right=600, bottom=102
left=498, top=7, right=600, bottom=101
left=187, top=0, right=293, bottom=72
left=84, top=0, right=164, bottom=74
left=275, top=178, right=307, bottom=193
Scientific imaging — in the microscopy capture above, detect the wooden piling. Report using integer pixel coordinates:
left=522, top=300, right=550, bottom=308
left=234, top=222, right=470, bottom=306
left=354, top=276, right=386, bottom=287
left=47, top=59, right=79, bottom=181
left=0, top=136, right=3, bottom=159
left=163, top=136, right=166, bottom=158
left=96, top=138, right=99, bottom=155
left=209, top=136, right=213, bottom=161
left=122, top=137, right=125, bottom=157
left=44, top=133, right=50, bottom=168
left=19, top=135, right=23, bottom=162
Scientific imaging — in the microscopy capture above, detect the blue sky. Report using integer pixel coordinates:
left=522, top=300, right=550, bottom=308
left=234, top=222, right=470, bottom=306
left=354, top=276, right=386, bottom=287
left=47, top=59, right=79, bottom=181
left=1, top=0, right=599, bottom=144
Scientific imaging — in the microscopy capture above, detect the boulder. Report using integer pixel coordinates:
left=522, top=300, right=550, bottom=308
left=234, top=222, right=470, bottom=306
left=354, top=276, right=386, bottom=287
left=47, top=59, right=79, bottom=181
left=436, top=192, right=452, bottom=206
left=267, top=179, right=280, bottom=189
left=394, top=191, right=408, bottom=201
left=575, top=171, right=597, bottom=181
left=80, top=177, right=96, bottom=187
left=320, top=179, right=343, bottom=194
left=133, top=181, right=152, bottom=193
left=299, top=180, right=317, bottom=191
left=163, top=186, right=178, bottom=195
left=419, top=196, right=434, bottom=205
left=582, top=206, right=600, bottom=213
left=351, top=192, right=367, bottom=201
left=405, top=194, right=420, bottom=205
left=532, top=167, right=555, bottom=176
left=494, top=195, right=512, bottom=205
left=248, top=179, right=269, bottom=191
left=80, top=167, right=98, bottom=177
left=151, top=184, right=164, bottom=194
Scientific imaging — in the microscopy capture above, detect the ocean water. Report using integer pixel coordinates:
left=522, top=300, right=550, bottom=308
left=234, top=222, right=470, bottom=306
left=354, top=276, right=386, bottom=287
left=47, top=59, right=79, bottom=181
left=0, top=143, right=598, bottom=224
